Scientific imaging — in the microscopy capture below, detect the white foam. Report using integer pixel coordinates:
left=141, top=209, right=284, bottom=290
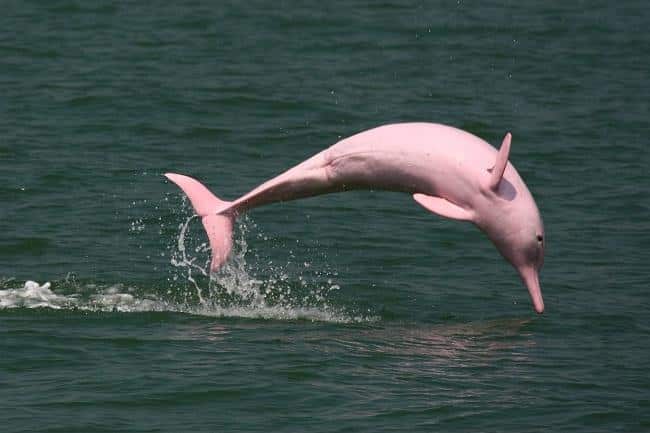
left=0, top=280, right=73, bottom=309
left=0, top=279, right=373, bottom=323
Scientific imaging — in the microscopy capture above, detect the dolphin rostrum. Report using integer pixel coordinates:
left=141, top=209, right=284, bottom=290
left=165, top=123, right=545, bottom=313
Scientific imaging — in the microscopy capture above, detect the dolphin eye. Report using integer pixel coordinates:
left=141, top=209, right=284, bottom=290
left=537, top=235, right=543, bottom=242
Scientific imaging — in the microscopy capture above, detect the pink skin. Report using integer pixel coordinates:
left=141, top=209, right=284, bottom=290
left=166, top=123, right=545, bottom=314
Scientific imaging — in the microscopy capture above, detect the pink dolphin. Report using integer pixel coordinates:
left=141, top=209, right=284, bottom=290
left=165, top=123, right=545, bottom=313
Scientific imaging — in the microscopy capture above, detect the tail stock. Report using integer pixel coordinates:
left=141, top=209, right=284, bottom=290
left=165, top=173, right=235, bottom=272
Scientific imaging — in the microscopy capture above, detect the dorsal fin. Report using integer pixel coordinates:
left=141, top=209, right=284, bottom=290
left=488, top=132, right=512, bottom=191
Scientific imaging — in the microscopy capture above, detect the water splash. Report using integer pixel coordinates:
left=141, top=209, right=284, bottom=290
left=166, top=213, right=357, bottom=320
left=169, top=214, right=210, bottom=304
left=0, top=199, right=375, bottom=323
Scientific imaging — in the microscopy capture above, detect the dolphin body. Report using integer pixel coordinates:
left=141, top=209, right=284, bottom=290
left=166, top=123, right=545, bottom=313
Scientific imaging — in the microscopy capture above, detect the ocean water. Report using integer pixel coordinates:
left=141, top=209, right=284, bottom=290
left=1, top=1, right=649, bottom=432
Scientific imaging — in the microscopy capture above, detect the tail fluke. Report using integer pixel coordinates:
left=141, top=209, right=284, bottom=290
left=165, top=173, right=235, bottom=272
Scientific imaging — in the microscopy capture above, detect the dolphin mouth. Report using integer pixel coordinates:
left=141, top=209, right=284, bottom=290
left=519, top=267, right=544, bottom=314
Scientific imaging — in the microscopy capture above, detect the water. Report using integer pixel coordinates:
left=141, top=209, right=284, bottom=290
left=1, top=1, right=649, bottom=432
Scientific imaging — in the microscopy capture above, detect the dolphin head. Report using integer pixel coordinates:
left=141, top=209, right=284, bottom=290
left=490, top=211, right=545, bottom=314
left=478, top=133, right=545, bottom=314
